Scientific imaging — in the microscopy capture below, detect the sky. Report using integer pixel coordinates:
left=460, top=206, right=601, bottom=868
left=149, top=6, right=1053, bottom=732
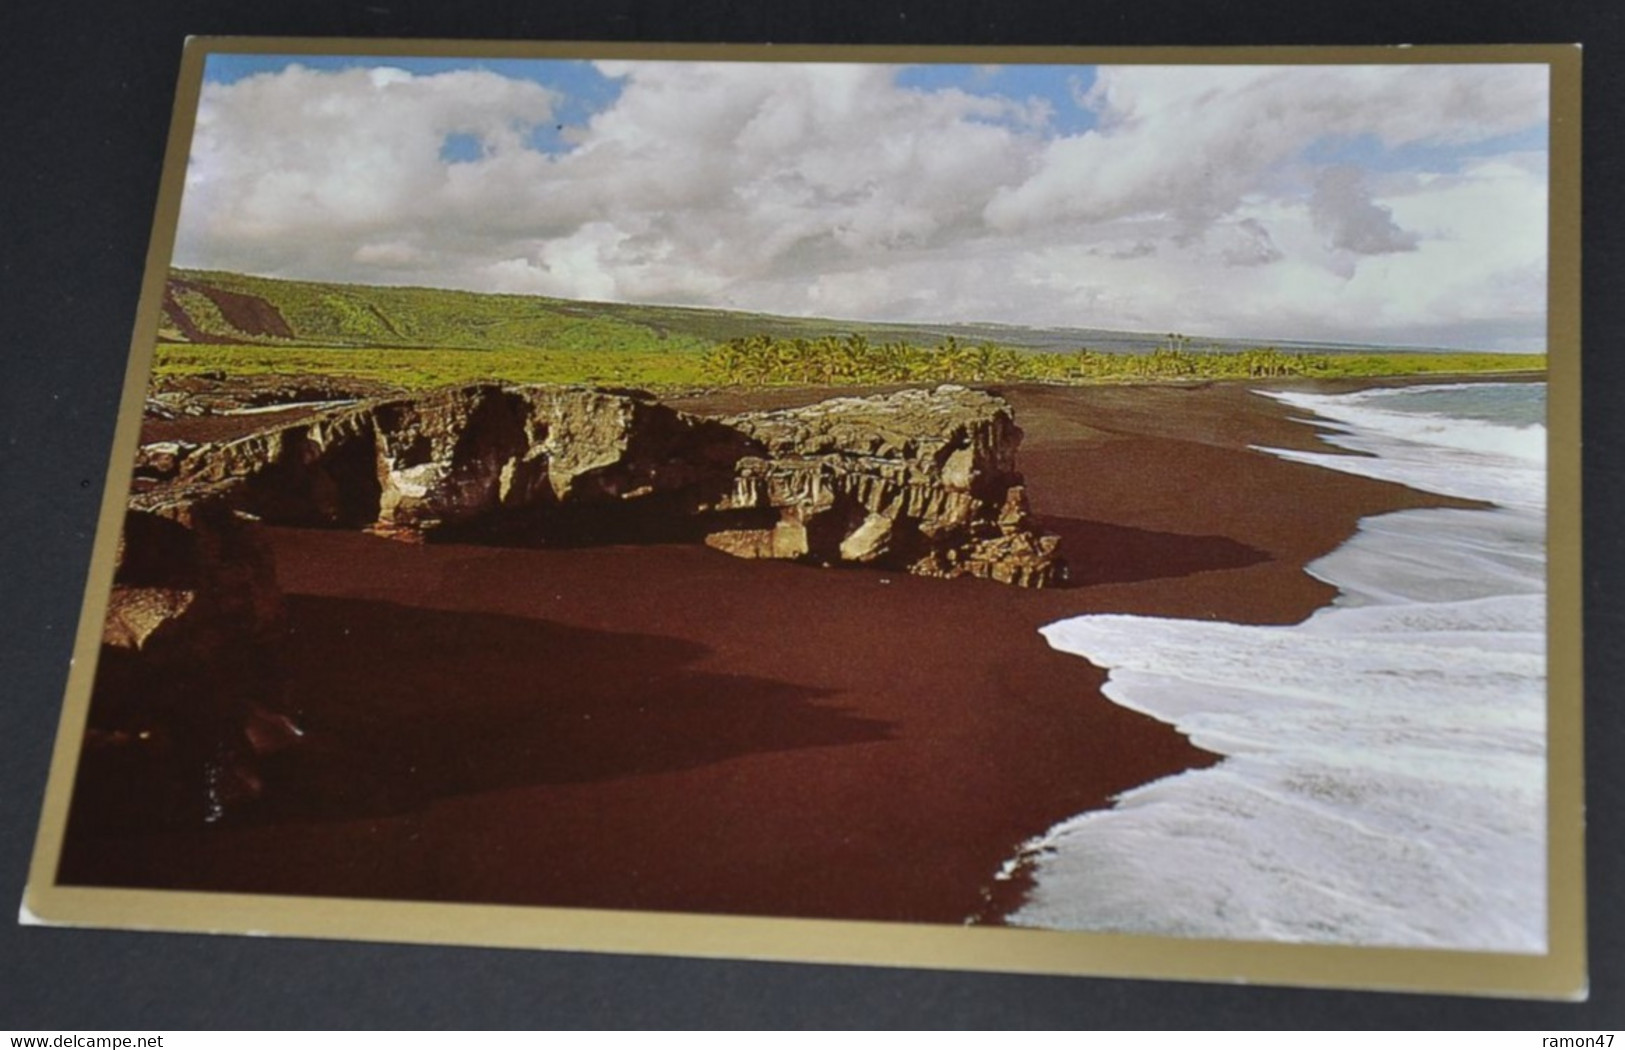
left=175, top=54, right=1551, bottom=351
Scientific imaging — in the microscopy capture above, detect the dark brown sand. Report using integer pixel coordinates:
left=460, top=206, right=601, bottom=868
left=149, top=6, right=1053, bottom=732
left=58, top=380, right=1486, bottom=925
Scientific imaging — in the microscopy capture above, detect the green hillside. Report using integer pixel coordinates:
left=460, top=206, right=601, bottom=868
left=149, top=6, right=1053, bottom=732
left=163, top=269, right=719, bottom=355
left=153, top=270, right=1546, bottom=391
left=164, top=268, right=1506, bottom=357
left=164, top=268, right=1154, bottom=354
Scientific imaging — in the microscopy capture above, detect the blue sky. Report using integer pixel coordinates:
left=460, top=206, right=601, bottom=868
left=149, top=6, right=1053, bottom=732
left=204, top=54, right=1104, bottom=150
left=206, top=54, right=621, bottom=155
left=180, top=55, right=1551, bottom=350
left=1302, top=125, right=1549, bottom=174
left=199, top=52, right=1537, bottom=204
left=894, top=63, right=1100, bottom=135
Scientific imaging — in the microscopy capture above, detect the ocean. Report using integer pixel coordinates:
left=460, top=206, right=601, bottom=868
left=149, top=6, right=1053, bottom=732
left=1003, top=381, right=1548, bottom=952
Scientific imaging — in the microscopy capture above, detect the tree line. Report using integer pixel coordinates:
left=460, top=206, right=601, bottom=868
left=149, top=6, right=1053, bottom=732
left=700, top=333, right=1341, bottom=386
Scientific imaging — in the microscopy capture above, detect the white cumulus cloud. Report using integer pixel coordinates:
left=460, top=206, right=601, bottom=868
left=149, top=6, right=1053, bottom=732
left=174, top=59, right=1551, bottom=350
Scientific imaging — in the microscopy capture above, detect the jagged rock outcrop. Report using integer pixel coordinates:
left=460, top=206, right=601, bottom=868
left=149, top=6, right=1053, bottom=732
left=708, top=387, right=1064, bottom=587
left=92, top=384, right=1062, bottom=825
left=148, top=383, right=1064, bottom=585
left=152, top=384, right=750, bottom=537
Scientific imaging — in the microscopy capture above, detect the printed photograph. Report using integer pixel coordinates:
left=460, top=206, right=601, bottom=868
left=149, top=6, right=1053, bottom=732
left=39, top=45, right=1564, bottom=969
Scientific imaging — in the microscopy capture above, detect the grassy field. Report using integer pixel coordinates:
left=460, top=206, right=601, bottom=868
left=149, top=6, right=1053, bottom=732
left=166, top=268, right=1100, bottom=353
left=697, top=334, right=1545, bottom=386
left=154, top=338, right=1547, bottom=392
left=165, top=268, right=1548, bottom=357
left=153, top=270, right=1546, bottom=391
left=153, top=344, right=713, bottom=389
left=165, top=269, right=717, bottom=356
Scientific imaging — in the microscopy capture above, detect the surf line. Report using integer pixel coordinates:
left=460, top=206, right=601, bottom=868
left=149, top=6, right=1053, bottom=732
left=993, top=383, right=1548, bottom=953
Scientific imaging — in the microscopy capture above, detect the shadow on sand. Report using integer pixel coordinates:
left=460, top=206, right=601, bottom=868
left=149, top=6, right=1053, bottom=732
left=247, top=594, right=894, bottom=825
left=1040, top=517, right=1270, bottom=588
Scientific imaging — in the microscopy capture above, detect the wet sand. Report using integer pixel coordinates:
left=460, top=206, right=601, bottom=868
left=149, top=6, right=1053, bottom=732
left=58, top=380, right=1486, bottom=925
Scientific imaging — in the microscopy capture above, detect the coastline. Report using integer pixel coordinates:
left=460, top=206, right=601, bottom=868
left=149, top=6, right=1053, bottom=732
left=998, top=378, right=1547, bottom=947
left=58, top=377, right=1505, bottom=925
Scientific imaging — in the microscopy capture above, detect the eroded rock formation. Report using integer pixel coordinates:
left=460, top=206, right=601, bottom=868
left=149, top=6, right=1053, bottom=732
left=709, top=387, right=1062, bottom=587
left=85, top=384, right=1063, bottom=826
left=147, top=383, right=1064, bottom=585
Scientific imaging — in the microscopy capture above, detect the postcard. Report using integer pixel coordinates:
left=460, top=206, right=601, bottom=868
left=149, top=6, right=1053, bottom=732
left=23, top=37, right=1584, bottom=999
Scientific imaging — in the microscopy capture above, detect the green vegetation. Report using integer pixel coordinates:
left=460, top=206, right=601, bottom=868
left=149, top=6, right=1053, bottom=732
left=167, top=283, right=233, bottom=335
left=173, top=268, right=1516, bottom=357
left=154, top=335, right=1545, bottom=393
left=162, top=269, right=719, bottom=356
left=698, top=334, right=1545, bottom=387
left=153, top=344, right=713, bottom=389
left=153, top=270, right=1545, bottom=392
left=164, top=268, right=1064, bottom=354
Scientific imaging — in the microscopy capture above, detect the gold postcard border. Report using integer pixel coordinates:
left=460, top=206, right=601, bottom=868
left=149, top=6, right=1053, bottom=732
left=22, top=36, right=1587, bottom=1002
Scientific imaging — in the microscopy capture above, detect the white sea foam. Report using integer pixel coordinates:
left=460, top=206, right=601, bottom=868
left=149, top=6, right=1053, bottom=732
left=1006, top=382, right=1547, bottom=952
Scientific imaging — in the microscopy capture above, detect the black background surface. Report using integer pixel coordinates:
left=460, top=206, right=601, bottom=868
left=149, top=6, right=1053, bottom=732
left=2, top=0, right=1620, bottom=1029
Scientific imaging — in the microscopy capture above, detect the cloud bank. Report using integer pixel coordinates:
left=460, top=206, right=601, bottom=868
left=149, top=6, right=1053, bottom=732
left=175, top=60, right=1550, bottom=350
